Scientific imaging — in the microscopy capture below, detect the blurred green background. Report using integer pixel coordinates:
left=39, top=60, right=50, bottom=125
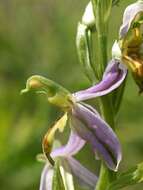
left=0, top=0, right=143, bottom=189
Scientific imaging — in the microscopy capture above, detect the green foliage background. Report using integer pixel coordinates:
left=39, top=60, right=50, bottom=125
left=0, top=0, right=143, bottom=189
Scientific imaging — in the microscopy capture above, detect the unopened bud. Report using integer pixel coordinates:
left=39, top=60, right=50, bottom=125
left=82, top=2, right=95, bottom=29
left=112, top=41, right=122, bottom=60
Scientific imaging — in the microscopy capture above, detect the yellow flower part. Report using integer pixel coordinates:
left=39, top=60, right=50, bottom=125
left=42, top=113, right=68, bottom=165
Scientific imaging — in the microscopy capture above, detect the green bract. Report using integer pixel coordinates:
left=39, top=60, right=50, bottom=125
left=107, top=162, right=143, bottom=190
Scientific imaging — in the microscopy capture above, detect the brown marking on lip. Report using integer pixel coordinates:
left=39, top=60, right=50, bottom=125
left=42, top=131, right=55, bottom=166
left=29, top=79, right=42, bottom=89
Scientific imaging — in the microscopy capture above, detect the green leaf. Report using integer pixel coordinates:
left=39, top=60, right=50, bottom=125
left=52, top=161, right=66, bottom=190
left=107, top=162, right=143, bottom=190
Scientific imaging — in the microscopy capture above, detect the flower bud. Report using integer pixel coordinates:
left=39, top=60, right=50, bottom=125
left=76, top=23, right=96, bottom=82
left=112, top=41, right=122, bottom=60
left=82, top=1, right=95, bottom=29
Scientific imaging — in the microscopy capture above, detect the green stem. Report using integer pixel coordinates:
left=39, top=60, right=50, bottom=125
left=96, top=163, right=117, bottom=190
left=96, top=5, right=107, bottom=77
left=95, top=95, right=116, bottom=190
left=91, top=1, right=117, bottom=190
left=98, top=35, right=108, bottom=77
left=99, top=95, right=115, bottom=129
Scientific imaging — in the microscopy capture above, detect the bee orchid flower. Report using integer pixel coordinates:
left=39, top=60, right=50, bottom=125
left=22, top=59, right=127, bottom=189
left=119, top=0, right=143, bottom=91
left=21, top=59, right=126, bottom=172
left=39, top=131, right=98, bottom=190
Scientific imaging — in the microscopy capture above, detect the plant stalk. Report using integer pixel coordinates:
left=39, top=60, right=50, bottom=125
left=91, top=1, right=117, bottom=189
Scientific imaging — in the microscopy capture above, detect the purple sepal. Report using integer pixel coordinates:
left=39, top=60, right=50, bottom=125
left=51, top=130, right=85, bottom=158
left=119, top=1, right=143, bottom=38
left=71, top=103, right=122, bottom=171
left=67, top=157, right=98, bottom=189
left=39, top=165, right=53, bottom=190
left=74, top=59, right=127, bottom=102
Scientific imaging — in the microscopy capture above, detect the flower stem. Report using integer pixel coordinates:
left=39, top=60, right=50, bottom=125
left=91, top=1, right=117, bottom=189
left=96, top=96, right=116, bottom=190
left=96, top=163, right=117, bottom=190
left=98, top=35, right=108, bottom=77
left=99, top=95, right=115, bottom=129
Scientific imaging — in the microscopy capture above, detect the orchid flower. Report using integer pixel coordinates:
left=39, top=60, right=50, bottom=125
left=22, top=59, right=126, bottom=174
left=22, top=58, right=127, bottom=189
left=39, top=131, right=98, bottom=190
left=117, top=0, right=143, bottom=91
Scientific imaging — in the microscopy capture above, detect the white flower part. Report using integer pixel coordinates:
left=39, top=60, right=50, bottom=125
left=112, top=40, right=122, bottom=60
left=60, top=164, right=75, bottom=190
left=39, top=165, right=54, bottom=190
left=82, top=1, right=95, bottom=27
left=119, top=1, right=143, bottom=38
